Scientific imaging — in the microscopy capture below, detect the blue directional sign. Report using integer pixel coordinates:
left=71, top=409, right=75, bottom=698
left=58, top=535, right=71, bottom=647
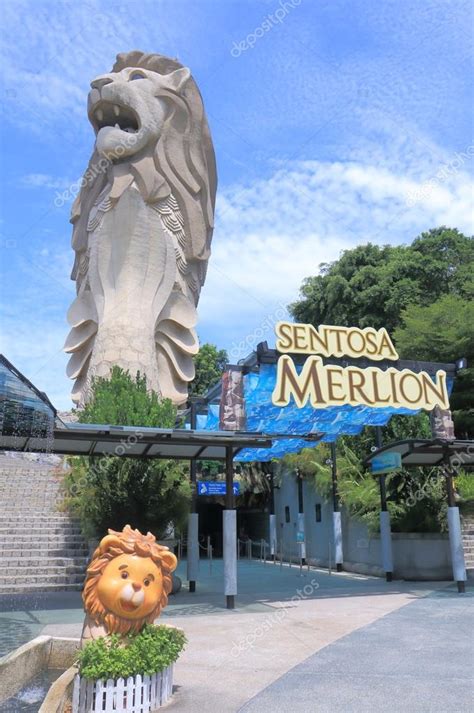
left=197, top=481, right=240, bottom=496
left=371, top=452, right=402, bottom=475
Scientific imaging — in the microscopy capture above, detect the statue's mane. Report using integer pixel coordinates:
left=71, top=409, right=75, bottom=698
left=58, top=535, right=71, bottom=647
left=83, top=525, right=177, bottom=635
left=71, top=50, right=217, bottom=280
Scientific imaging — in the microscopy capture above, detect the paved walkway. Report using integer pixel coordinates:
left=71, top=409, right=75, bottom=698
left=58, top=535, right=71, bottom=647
left=1, top=560, right=472, bottom=712
left=240, top=586, right=474, bottom=712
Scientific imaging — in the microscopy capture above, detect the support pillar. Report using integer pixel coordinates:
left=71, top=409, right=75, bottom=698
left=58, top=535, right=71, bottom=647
left=269, top=463, right=277, bottom=559
left=376, top=427, right=393, bottom=582
left=330, top=442, right=343, bottom=572
left=224, top=446, right=237, bottom=609
left=446, top=472, right=466, bottom=593
left=296, top=472, right=306, bottom=563
left=187, top=402, right=199, bottom=592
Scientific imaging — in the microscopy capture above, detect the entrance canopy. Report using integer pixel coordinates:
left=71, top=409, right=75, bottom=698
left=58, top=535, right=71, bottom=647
left=0, top=354, right=273, bottom=460
left=364, top=438, right=474, bottom=470
left=194, top=344, right=457, bottom=461
left=0, top=422, right=273, bottom=461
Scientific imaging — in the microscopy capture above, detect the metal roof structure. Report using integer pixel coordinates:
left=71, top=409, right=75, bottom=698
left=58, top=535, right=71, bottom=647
left=0, top=422, right=273, bottom=461
left=363, top=438, right=474, bottom=470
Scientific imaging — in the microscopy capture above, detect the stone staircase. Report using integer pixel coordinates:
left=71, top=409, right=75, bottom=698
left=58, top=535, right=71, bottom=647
left=0, top=455, right=88, bottom=593
left=461, top=506, right=474, bottom=580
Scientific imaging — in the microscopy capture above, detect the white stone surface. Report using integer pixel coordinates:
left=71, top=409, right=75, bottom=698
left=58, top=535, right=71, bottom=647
left=64, top=51, right=217, bottom=405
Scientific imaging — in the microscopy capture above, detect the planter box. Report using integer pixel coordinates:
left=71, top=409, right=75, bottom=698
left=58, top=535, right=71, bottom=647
left=72, top=665, right=173, bottom=712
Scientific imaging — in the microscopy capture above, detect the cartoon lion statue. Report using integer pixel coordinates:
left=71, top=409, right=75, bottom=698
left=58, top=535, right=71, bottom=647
left=64, top=50, right=217, bottom=406
left=81, top=525, right=178, bottom=643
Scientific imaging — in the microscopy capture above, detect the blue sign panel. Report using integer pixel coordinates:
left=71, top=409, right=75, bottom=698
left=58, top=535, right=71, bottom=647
left=197, top=481, right=240, bottom=496
left=371, top=452, right=402, bottom=474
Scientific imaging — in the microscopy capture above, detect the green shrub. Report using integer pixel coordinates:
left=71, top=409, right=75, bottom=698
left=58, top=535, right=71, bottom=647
left=62, top=367, right=191, bottom=538
left=456, top=472, right=474, bottom=502
left=76, top=624, right=186, bottom=681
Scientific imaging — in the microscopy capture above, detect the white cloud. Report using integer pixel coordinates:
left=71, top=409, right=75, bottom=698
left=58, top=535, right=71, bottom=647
left=20, top=173, right=74, bottom=190
left=197, top=155, right=473, bottom=354
left=3, top=153, right=472, bottom=408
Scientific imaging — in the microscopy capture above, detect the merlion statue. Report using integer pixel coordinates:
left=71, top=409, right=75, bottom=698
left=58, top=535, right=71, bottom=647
left=64, top=51, right=217, bottom=405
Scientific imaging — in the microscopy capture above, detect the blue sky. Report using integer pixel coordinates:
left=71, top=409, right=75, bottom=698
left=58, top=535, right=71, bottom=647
left=0, top=0, right=473, bottom=410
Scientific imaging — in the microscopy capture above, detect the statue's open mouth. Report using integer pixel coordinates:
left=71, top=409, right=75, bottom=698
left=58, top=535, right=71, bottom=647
left=120, top=598, right=142, bottom=612
left=90, top=101, right=140, bottom=134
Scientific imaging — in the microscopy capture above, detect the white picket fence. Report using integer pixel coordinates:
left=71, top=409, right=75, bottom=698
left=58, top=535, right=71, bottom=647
left=72, top=665, right=173, bottom=712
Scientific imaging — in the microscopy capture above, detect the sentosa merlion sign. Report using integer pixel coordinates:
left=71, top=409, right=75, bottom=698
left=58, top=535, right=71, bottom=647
left=64, top=51, right=216, bottom=405
left=272, top=322, right=450, bottom=411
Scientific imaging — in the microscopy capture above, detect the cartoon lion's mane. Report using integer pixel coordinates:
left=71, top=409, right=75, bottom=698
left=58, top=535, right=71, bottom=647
left=83, top=525, right=177, bottom=635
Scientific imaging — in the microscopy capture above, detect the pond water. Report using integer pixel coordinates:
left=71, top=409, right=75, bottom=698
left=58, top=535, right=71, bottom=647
left=0, top=669, right=63, bottom=712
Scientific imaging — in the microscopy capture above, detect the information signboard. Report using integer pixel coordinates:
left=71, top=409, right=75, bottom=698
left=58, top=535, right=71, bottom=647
left=197, top=481, right=240, bottom=496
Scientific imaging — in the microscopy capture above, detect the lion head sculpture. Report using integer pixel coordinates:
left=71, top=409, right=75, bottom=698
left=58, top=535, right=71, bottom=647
left=83, top=525, right=178, bottom=636
left=65, top=51, right=217, bottom=406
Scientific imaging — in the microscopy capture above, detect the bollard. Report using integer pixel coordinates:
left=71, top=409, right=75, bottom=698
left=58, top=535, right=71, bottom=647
left=237, top=538, right=240, bottom=560
left=328, top=541, right=332, bottom=576
left=280, top=549, right=283, bottom=570
left=209, top=544, right=213, bottom=574
left=248, top=539, right=252, bottom=561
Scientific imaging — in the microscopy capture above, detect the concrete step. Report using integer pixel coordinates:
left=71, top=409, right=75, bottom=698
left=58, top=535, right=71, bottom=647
left=0, top=515, right=78, bottom=523
left=0, top=573, right=85, bottom=585
left=0, top=534, right=86, bottom=543
left=0, top=564, right=86, bottom=576
left=0, top=543, right=87, bottom=553
left=0, top=547, right=88, bottom=559
left=0, top=582, right=83, bottom=593
left=0, top=556, right=88, bottom=567
left=0, top=526, right=82, bottom=535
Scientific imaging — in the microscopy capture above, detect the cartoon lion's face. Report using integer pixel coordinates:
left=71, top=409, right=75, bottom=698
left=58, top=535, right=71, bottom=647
left=83, top=525, right=178, bottom=635
left=88, top=64, right=187, bottom=161
left=96, top=553, right=165, bottom=621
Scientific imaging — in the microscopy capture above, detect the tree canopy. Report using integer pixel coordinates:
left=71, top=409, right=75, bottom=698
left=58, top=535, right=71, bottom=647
left=393, top=294, right=474, bottom=437
left=290, top=227, right=473, bottom=333
left=290, top=227, right=473, bottom=437
left=190, top=343, right=228, bottom=397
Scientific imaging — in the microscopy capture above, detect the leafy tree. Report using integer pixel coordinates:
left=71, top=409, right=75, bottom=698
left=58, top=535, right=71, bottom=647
left=393, top=295, right=474, bottom=363
left=290, top=227, right=473, bottom=436
left=64, top=368, right=191, bottom=538
left=393, top=295, right=474, bottom=437
left=189, top=343, right=228, bottom=478
left=290, top=227, right=473, bottom=333
left=78, top=367, right=177, bottom=427
left=190, top=343, right=228, bottom=397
